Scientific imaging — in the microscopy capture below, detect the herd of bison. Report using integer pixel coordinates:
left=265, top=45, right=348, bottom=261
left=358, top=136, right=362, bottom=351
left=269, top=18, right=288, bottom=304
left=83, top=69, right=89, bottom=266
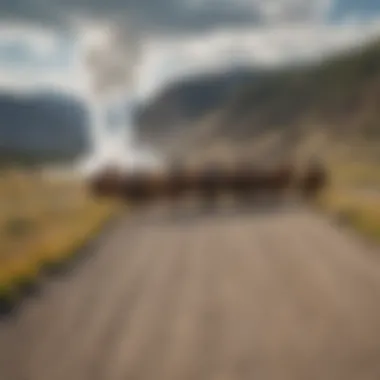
left=89, top=161, right=328, bottom=208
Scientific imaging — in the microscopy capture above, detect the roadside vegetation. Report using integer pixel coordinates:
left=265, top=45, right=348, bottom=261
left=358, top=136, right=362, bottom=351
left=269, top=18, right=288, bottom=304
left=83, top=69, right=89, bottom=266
left=317, top=161, right=380, bottom=244
left=0, top=168, right=120, bottom=304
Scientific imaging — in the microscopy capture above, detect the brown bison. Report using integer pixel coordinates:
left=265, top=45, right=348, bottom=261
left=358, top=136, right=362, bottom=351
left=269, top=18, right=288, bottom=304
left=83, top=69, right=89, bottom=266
left=195, top=164, right=226, bottom=207
left=164, top=164, right=188, bottom=203
left=88, top=160, right=304, bottom=208
left=122, top=170, right=166, bottom=207
left=300, top=160, right=328, bottom=200
left=226, top=162, right=257, bottom=203
left=89, top=166, right=124, bottom=198
left=263, top=163, right=295, bottom=197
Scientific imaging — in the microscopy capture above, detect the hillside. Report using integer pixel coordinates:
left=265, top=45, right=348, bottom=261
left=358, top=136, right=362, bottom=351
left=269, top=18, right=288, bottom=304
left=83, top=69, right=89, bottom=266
left=135, top=39, right=380, bottom=164
left=0, top=91, right=91, bottom=167
left=134, top=68, right=262, bottom=148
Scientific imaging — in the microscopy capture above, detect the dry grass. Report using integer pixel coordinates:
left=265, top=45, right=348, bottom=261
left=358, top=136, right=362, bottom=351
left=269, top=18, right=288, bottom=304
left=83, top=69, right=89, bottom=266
left=327, top=161, right=380, bottom=187
left=312, top=159, right=380, bottom=244
left=0, top=169, right=121, bottom=300
left=317, top=187, right=380, bottom=244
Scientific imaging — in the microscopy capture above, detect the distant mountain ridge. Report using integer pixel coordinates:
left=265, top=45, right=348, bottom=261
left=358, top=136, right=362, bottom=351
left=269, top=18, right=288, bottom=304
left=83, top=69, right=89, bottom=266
left=0, top=90, right=91, bottom=166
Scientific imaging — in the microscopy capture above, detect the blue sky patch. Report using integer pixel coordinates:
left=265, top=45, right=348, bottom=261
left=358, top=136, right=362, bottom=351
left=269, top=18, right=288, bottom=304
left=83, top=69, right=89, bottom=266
left=0, top=36, right=74, bottom=70
left=329, top=0, right=380, bottom=22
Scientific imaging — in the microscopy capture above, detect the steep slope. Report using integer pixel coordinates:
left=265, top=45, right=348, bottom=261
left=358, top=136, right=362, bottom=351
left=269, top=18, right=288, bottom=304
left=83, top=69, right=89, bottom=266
left=134, top=68, right=261, bottom=148
left=219, top=40, right=380, bottom=139
left=135, top=39, right=380, bottom=163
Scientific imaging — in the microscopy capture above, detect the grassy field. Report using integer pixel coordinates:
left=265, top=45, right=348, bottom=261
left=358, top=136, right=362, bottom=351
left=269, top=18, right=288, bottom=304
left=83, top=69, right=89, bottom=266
left=0, top=169, right=121, bottom=302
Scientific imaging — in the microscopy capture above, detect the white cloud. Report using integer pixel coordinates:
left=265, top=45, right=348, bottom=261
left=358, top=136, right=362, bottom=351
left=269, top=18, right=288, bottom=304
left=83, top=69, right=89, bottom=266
left=0, top=23, right=70, bottom=65
left=0, top=0, right=344, bottom=36
left=1, top=9, right=380, bottom=103
left=73, top=19, right=141, bottom=97
left=0, top=67, right=87, bottom=95
left=0, top=20, right=141, bottom=101
left=0, top=25, right=87, bottom=96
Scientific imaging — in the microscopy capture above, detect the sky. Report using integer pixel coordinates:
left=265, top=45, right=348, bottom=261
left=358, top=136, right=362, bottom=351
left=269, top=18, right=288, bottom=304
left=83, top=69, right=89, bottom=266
left=0, top=0, right=379, bottom=100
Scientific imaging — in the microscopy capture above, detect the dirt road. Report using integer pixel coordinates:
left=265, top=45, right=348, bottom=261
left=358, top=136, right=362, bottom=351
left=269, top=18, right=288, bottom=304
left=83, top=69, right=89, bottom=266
left=0, top=203, right=380, bottom=380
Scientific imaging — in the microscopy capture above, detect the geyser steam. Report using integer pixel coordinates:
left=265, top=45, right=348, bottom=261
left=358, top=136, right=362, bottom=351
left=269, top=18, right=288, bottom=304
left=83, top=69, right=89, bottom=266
left=77, top=21, right=161, bottom=176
